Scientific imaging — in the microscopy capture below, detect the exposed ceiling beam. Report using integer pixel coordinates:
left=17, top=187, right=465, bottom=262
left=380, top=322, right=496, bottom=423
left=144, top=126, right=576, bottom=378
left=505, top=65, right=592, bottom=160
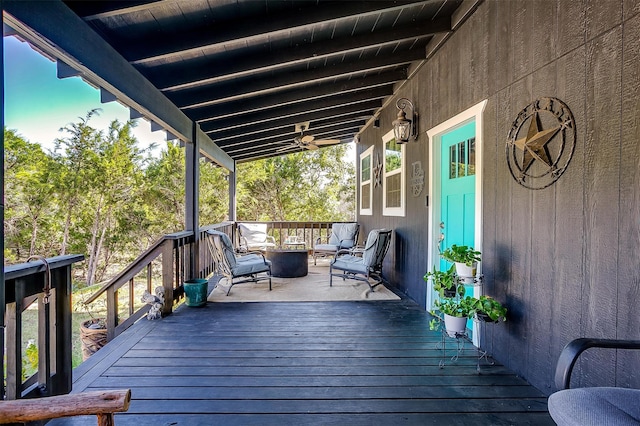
left=206, top=100, right=381, bottom=142
left=123, top=1, right=438, bottom=63
left=220, top=123, right=363, bottom=152
left=143, top=17, right=449, bottom=89
left=166, top=49, right=425, bottom=107
left=212, top=113, right=370, bottom=147
left=199, top=86, right=391, bottom=133
left=68, top=0, right=167, bottom=21
left=187, top=71, right=405, bottom=122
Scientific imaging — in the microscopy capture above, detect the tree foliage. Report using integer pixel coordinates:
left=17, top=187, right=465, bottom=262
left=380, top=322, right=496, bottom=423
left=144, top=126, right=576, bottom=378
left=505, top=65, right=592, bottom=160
left=235, top=145, right=355, bottom=221
left=4, top=114, right=355, bottom=287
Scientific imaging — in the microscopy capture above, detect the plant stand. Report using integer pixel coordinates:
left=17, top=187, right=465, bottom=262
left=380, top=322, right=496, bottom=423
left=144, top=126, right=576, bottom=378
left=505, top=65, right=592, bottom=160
left=436, top=323, right=495, bottom=371
left=433, top=273, right=494, bottom=371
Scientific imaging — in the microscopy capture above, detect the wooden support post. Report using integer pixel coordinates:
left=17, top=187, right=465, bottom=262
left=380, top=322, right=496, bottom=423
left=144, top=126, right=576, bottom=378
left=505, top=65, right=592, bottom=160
left=185, top=123, right=199, bottom=279
left=161, top=239, right=174, bottom=315
left=51, top=266, right=72, bottom=396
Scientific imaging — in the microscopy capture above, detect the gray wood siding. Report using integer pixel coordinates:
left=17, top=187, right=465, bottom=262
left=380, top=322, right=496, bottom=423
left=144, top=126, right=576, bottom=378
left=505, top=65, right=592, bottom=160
left=357, top=0, right=640, bottom=394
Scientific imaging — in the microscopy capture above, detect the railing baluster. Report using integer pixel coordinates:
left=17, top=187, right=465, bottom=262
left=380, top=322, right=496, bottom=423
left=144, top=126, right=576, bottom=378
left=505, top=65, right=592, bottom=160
left=106, top=287, right=118, bottom=342
left=128, top=278, right=135, bottom=316
left=147, top=264, right=152, bottom=294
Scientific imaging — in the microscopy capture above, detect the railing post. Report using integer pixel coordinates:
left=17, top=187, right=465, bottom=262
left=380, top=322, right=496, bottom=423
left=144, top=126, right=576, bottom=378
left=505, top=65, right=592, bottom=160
left=162, top=239, right=174, bottom=316
left=106, top=287, right=118, bottom=342
left=51, top=266, right=72, bottom=396
left=5, top=288, right=22, bottom=400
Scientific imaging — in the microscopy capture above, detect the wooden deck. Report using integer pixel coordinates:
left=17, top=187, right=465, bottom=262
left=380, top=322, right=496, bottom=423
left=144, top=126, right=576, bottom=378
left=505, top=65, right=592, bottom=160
left=51, top=299, right=553, bottom=425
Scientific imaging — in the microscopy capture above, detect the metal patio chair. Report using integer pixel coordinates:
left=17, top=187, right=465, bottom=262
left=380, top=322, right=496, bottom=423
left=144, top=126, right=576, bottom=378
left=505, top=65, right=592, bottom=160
left=329, top=228, right=391, bottom=292
left=237, top=223, right=277, bottom=251
left=312, top=222, right=359, bottom=265
left=206, top=230, right=272, bottom=296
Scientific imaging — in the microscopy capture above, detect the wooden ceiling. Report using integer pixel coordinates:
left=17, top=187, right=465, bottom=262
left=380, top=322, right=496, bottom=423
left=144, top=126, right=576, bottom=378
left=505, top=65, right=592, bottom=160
left=62, top=0, right=464, bottom=163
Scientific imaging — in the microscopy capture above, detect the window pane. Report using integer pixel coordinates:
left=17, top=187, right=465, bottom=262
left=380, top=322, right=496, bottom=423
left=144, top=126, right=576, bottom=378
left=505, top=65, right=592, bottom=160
left=361, top=183, right=371, bottom=209
left=468, top=137, right=476, bottom=176
left=458, top=141, right=467, bottom=176
left=449, top=145, right=456, bottom=179
left=361, top=155, right=371, bottom=181
left=385, top=139, right=401, bottom=172
left=386, top=174, right=401, bottom=208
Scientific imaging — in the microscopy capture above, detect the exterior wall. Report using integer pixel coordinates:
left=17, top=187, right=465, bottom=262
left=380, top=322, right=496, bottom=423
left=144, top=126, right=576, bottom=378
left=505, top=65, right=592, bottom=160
left=357, top=0, right=640, bottom=394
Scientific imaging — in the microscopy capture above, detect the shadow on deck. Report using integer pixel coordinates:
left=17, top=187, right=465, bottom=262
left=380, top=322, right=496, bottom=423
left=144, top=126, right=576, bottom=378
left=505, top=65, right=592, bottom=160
left=52, top=297, right=553, bottom=425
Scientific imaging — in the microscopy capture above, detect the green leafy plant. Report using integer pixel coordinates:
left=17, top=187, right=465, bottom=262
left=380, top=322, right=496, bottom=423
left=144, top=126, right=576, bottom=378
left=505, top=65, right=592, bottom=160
left=434, top=296, right=477, bottom=318
left=423, top=265, right=465, bottom=298
left=429, top=317, right=441, bottom=331
left=471, top=295, right=507, bottom=322
left=440, top=244, right=481, bottom=266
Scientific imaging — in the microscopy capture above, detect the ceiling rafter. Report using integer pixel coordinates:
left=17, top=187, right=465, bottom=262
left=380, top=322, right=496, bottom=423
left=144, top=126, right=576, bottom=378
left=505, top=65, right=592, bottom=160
left=143, top=16, right=450, bottom=90
left=57, top=0, right=467, bottom=161
left=199, top=85, right=391, bottom=133
left=206, top=100, right=381, bottom=142
left=166, top=49, right=425, bottom=109
left=218, top=122, right=364, bottom=151
left=213, top=114, right=370, bottom=147
left=188, top=70, right=405, bottom=122
left=125, top=1, right=439, bottom=63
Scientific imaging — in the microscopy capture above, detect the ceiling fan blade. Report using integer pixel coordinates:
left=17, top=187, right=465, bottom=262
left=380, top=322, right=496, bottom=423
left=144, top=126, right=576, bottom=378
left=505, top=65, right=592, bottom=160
left=305, top=143, right=319, bottom=150
left=301, top=134, right=315, bottom=143
left=276, top=145, right=296, bottom=152
left=312, top=139, right=341, bottom=146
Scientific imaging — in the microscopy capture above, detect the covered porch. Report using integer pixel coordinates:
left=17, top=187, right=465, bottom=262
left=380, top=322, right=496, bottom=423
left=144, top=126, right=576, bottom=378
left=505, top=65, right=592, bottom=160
left=53, top=299, right=552, bottom=425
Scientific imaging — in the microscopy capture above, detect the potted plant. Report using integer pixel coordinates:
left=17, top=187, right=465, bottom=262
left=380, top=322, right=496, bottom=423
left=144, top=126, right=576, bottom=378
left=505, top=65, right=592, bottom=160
left=471, top=295, right=507, bottom=323
left=431, top=296, right=476, bottom=337
left=440, top=244, right=481, bottom=281
left=423, top=265, right=464, bottom=298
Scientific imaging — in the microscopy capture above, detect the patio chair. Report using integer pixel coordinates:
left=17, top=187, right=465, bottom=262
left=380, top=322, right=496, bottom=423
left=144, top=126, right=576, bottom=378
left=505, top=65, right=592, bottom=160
left=329, top=228, right=392, bottom=292
left=237, top=223, right=277, bottom=251
left=206, top=230, right=272, bottom=295
left=548, top=338, right=640, bottom=425
left=312, top=222, right=360, bottom=265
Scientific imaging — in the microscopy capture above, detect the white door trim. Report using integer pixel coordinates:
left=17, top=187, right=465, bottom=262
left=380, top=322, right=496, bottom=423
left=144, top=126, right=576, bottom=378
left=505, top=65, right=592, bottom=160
left=426, top=99, right=487, bottom=347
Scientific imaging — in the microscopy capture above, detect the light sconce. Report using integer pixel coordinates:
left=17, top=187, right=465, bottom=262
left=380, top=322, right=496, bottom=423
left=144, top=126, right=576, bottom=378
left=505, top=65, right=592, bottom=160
left=392, top=97, right=418, bottom=143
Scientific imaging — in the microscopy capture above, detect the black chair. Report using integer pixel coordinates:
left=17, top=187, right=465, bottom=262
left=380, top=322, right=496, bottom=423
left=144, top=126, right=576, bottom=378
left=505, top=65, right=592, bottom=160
left=548, top=338, right=640, bottom=425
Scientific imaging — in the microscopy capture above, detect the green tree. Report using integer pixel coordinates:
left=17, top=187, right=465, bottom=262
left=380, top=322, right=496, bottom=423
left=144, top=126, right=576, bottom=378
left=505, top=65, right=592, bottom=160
left=4, top=128, right=57, bottom=262
left=236, top=145, right=355, bottom=221
left=142, top=141, right=186, bottom=235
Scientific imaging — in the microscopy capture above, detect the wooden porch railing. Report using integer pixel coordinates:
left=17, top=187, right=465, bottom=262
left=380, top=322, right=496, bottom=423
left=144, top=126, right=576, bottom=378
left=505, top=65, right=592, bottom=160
left=3, top=254, right=85, bottom=400
left=84, top=222, right=234, bottom=342
left=237, top=221, right=349, bottom=249
left=80, top=221, right=349, bottom=349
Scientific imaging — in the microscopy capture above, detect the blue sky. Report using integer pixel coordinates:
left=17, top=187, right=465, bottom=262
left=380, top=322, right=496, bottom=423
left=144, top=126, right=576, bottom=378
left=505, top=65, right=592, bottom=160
left=4, top=36, right=164, bottom=154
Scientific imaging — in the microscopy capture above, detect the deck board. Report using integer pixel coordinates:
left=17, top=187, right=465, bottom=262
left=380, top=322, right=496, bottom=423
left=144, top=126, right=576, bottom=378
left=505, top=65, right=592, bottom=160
left=51, top=300, right=554, bottom=425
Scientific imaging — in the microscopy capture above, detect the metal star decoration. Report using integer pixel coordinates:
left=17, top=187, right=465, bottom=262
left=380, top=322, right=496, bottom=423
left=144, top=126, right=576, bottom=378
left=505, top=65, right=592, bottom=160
left=506, top=97, right=576, bottom=190
left=513, top=111, right=561, bottom=173
left=373, top=152, right=383, bottom=188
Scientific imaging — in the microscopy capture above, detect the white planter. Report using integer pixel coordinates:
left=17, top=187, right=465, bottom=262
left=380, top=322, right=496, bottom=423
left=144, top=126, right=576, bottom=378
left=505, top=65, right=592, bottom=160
left=443, top=314, right=468, bottom=338
left=455, top=262, right=477, bottom=282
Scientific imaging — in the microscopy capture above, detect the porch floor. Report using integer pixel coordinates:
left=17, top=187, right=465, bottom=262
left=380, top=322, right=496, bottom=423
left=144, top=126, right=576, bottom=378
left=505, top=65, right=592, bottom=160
left=54, top=299, right=553, bottom=425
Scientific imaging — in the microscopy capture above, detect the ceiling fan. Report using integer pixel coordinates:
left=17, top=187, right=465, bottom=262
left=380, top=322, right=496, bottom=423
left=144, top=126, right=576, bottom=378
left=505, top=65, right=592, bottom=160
left=277, top=122, right=341, bottom=152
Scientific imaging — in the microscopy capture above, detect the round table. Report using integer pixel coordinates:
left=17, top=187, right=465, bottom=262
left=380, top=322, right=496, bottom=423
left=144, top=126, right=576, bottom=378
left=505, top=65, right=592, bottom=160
left=264, top=249, right=309, bottom=278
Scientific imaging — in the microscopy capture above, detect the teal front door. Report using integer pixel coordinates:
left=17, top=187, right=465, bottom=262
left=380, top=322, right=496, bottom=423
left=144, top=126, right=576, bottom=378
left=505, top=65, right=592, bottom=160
left=439, top=121, right=477, bottom=331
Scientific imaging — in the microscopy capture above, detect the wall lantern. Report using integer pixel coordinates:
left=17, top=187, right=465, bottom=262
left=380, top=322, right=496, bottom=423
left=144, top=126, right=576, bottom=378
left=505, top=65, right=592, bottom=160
left=392, top=97, right=418, bottom=143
